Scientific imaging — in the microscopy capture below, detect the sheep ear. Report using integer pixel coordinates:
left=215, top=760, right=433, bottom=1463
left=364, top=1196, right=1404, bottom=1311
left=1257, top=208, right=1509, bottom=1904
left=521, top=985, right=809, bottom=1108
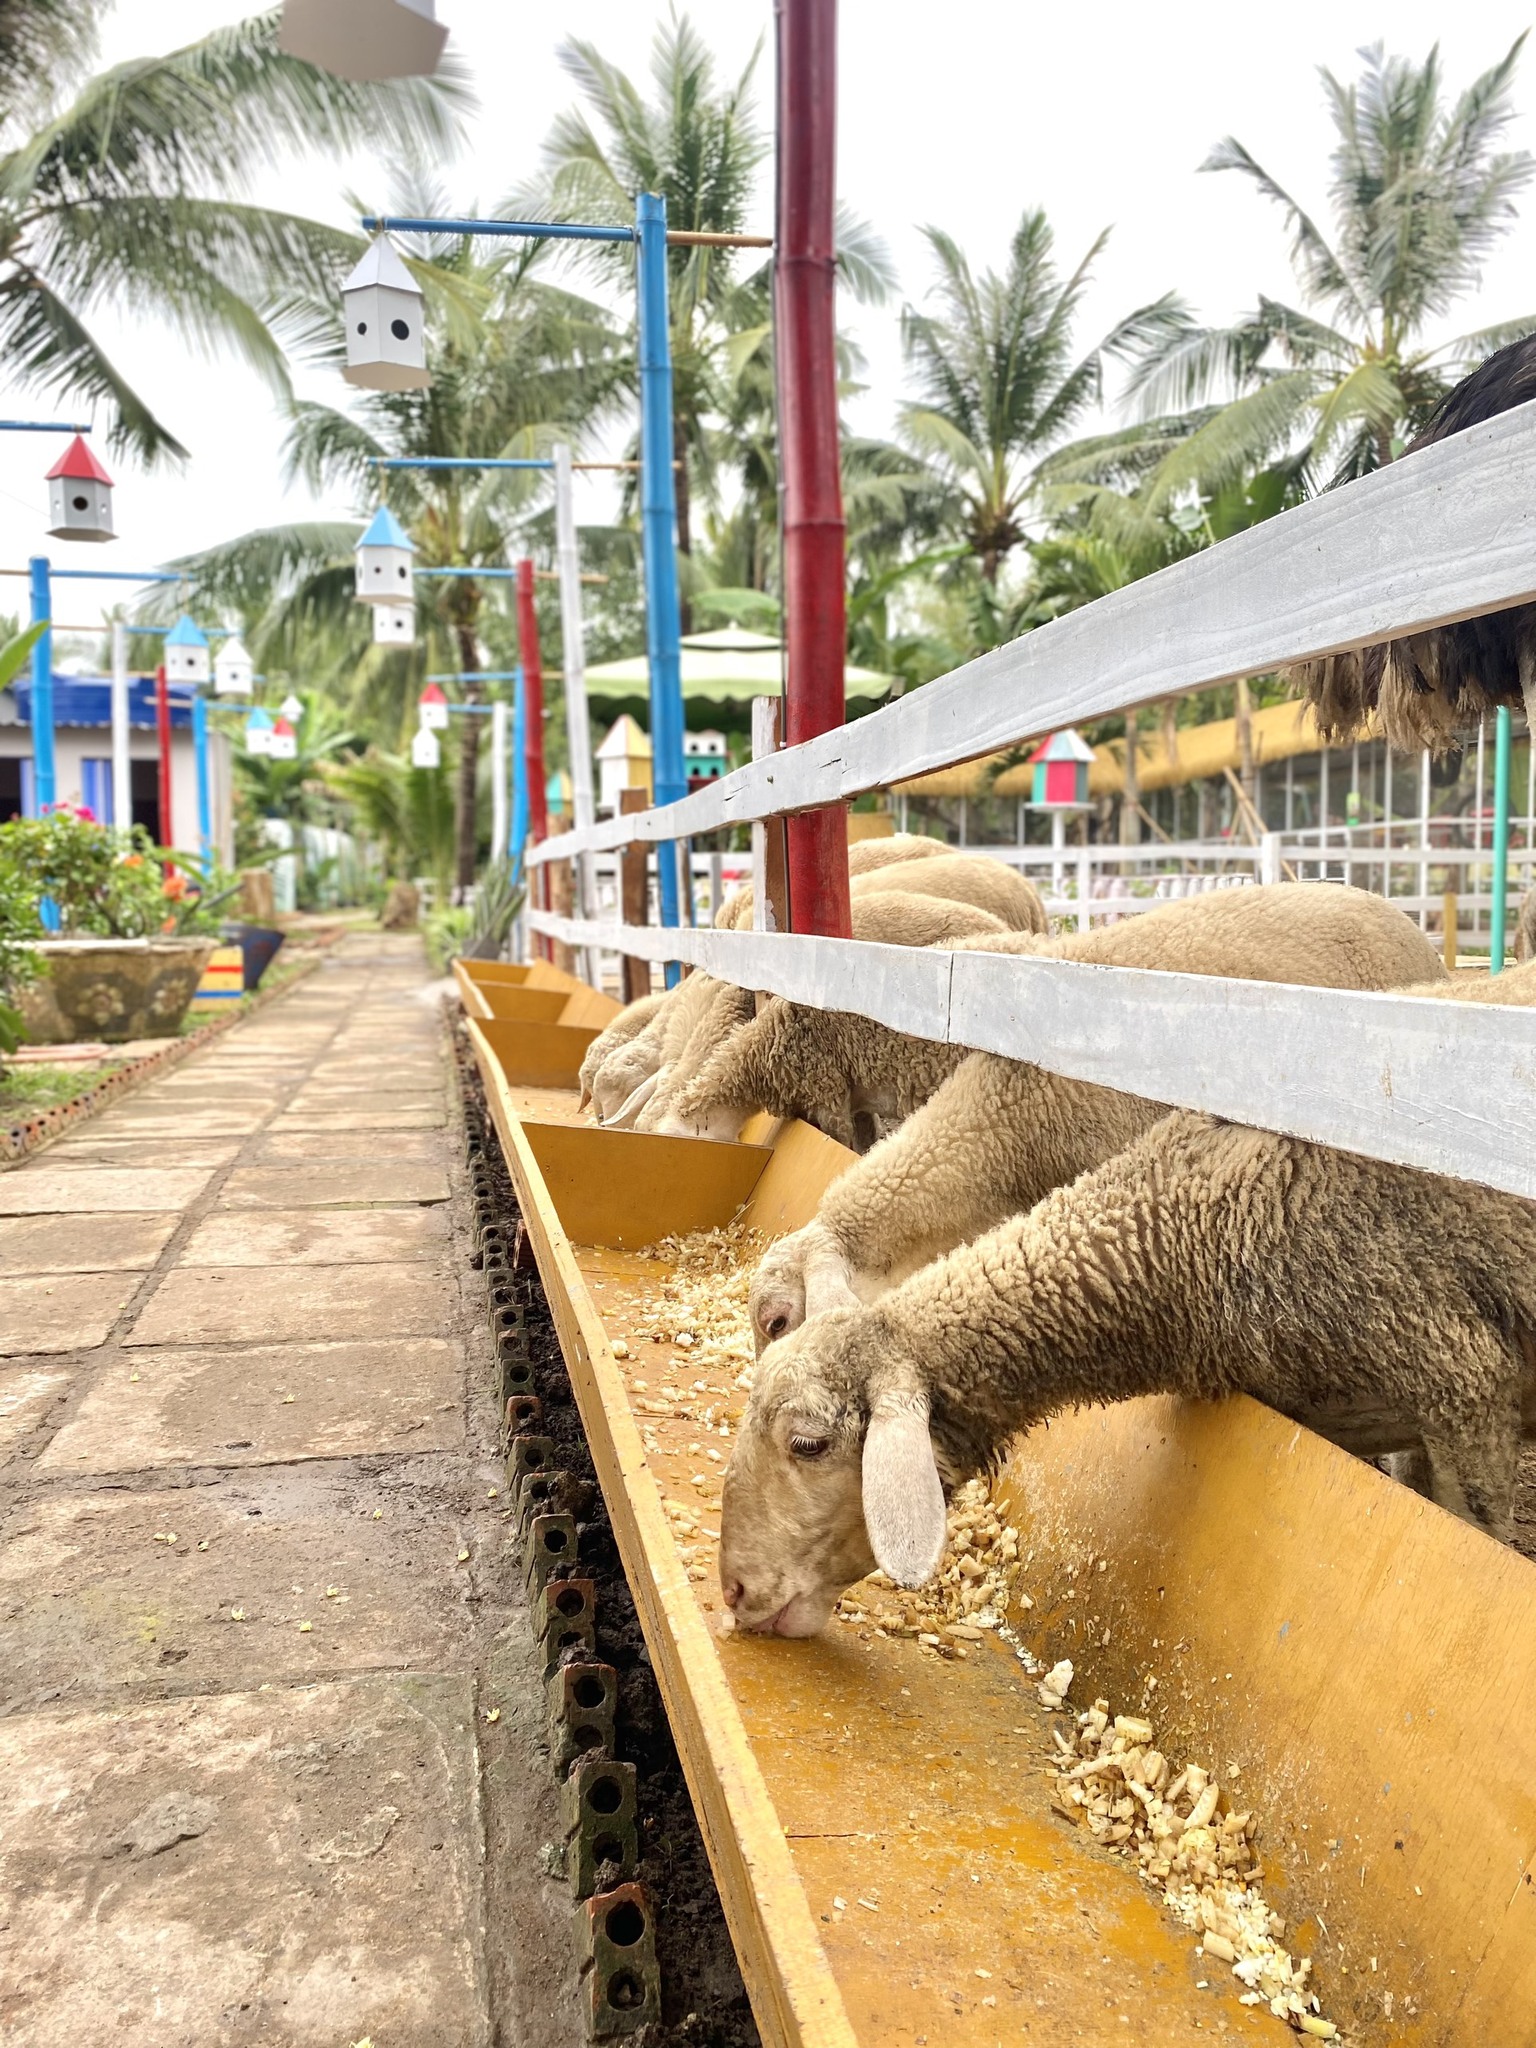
left=608, top=1071, right=660, bottom=1129
left=862, top=1401, right=946, bottom=1588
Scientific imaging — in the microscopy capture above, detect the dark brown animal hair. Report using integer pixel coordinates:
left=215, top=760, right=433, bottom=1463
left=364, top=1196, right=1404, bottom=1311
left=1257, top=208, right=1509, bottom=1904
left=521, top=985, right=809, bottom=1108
left=1291, top=335, right=1536, bottom=750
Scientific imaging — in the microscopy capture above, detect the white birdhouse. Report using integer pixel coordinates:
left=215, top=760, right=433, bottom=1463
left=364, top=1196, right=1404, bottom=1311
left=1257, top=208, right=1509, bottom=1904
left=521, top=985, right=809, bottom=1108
left=418, top=682, right=450, bottom=731
left=164, top=615, right=211, bottom=685
left=269, top=716, right=298, bottom=761
left=280, top=694, right=304, bottom=722
left=214, top=636, right=254, bottom=697
left=412, top=723, right=442, bottom=769
left=356, top=505, right=416, bottom=604
left=246, top=708, right=275, bottom=756
left=340, top=236, right=431, bottom=392
left=279, top=0, right=448, bottom=83
left=46, top=435, right=115, bottom=543
left=373, top=602, right=416, bottom=646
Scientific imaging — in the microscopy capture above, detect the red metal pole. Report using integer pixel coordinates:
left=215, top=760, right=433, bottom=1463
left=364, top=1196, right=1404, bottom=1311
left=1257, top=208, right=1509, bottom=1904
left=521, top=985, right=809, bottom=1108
left=516, top=559, right=552, bottom=956
left=154, top=664, right=173, bottom=858
left=775, top=0, right=852, bottom=938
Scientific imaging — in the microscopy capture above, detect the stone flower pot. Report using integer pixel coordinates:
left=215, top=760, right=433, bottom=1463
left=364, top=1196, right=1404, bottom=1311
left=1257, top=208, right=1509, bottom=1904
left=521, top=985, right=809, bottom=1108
left=17, top=937, right=216, bottom=1045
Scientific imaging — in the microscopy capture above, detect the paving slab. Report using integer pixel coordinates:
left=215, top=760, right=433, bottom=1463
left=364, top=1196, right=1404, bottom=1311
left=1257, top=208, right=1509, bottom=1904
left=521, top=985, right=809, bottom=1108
left=85, top=1108, right=274, bottom=1137
left=303, top=1068, right=445, bottom=1092
left=0, top=1362, right=71, bottom=1453
left=219, top=1162, right=449, bottom=1209
left=0, top=1468, right=491, bottom=1706
left=0, top=1211, right=181, bottom=1275
left=0, top=1271, right=139, bottom=1354
left=127, top=1261, right=447, bottom=1347
left=178, top=1207, right=448, bottom=1267
left=248, top=1128, right=449, bottom=1166
left=37, top=1137, right=243, bottom=1170
left=37, top=1338, right=464, bottom=1472
left=0, top=1168, right=213, bottom=1215
left=0, top=1676, right=484, bottom=2048
left=276, top=1107, right=447, bottom=1132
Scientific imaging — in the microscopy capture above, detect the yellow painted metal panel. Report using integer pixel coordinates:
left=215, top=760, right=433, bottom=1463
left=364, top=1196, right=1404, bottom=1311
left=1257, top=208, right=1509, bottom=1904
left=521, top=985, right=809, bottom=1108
left=476, top=987, right=573, bottom=1025
left=475, top=1018, right=603, bottom=1089
left=558, top=986, right=624, bottom=1031
left=522, top=1121, right=769, bottom=1249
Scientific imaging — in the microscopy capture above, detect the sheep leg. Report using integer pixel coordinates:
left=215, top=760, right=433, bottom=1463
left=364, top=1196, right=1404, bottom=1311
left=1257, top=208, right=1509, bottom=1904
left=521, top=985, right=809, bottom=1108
left=1420, top=1384, right=1522, bottom=1541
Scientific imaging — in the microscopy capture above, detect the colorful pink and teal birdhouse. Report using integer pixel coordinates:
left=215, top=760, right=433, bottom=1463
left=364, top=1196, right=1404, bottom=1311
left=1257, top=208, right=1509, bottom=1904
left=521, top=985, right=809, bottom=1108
left=1028, top=728, right=1094, bottom=807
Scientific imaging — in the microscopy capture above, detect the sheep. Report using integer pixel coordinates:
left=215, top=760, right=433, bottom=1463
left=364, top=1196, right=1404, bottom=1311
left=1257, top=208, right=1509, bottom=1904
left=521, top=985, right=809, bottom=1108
left=719, top=1109, right=1536, bottom=1634
left=635, top=892, right=1008, bottom=1137
left=591, top=968, right=727, bottom=1127
left=577, top=992, right=668, bottom=1111
left=850, top=853, right=1047, bottom=933
left=747, top=884, right=1449, bottom=1345
left=716, top=835, right=1007, bottom=933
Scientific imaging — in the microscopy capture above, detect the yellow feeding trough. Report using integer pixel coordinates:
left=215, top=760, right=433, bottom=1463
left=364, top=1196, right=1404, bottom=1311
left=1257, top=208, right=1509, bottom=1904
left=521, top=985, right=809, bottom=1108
left=461, top=959, right=1536, bottom=2048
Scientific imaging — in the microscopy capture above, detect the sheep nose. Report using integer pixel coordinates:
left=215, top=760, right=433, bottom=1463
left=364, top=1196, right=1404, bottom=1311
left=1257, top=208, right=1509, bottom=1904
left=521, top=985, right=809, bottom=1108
left=721, top=1576, right=744, bottom=1610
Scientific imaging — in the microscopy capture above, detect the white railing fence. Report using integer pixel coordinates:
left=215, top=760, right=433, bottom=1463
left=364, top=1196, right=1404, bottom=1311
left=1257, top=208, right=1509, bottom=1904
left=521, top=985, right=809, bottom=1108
left=524, top=397, right=1536, bottom=1202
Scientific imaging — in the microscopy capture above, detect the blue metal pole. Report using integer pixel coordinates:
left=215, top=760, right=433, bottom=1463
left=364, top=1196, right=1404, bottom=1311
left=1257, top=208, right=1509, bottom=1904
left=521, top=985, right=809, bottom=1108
left=637, top=191, right=688, bottom=977
left=510, top=665, right=529, bottom=886
left=192, top=691, right=212, bottom=861
left=1490, top=705, right=1513, bottom=973
left=377, top=457, right=552, bottom=471
left=29, top=557, right=54, bottom=814
left=0, top=420, right=93, bottom=434
left=363, top=215, right=636, bottom=243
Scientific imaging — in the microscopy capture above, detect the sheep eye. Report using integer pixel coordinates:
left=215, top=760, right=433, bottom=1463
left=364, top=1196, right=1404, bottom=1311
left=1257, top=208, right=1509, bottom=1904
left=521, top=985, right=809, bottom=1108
left=764, top=1313, right=789, bottom=1340
left=789, top=1433, right=831, bottom=1461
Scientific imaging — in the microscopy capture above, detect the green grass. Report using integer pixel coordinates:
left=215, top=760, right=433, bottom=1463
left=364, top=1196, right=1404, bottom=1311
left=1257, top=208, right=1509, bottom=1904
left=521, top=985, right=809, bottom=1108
left=0, top=1060, right=126, bottom=1119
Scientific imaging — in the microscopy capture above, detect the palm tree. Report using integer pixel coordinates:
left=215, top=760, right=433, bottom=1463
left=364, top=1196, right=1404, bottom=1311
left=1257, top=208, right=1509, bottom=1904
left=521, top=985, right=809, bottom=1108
left=0, top=8, right=467, bottom=461
left=1127, top=39, right=1536, bottom=486
left=519, top=14, right=894, bottom=625
left=900, top=210, right=1182, bottom=582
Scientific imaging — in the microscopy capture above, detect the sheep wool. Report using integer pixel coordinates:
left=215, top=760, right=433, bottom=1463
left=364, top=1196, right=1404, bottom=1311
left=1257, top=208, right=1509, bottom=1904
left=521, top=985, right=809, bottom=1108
left=852, top=852, right=1048, bottom=933
left=722, top=1112, right=1536, bottom=1634
left=577, top=992, right=667, bottom=1110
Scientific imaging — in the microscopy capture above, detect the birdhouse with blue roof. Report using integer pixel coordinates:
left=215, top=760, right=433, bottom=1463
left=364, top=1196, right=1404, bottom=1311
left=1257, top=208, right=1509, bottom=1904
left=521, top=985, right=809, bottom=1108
left=214, top=635, right=254, bottom=697
left=340, top=236, right=431, bottom=392
left=165, top=615, right=211, bottom=686
left=45, top=435, right=115, bottom=543
left=356, top=506, right=415, bottom=604
left=1028, top=728, right=1095, bottom=807
left=245, top=706, right=275, bottom=756
left=373, top=601, right=415, bottom=646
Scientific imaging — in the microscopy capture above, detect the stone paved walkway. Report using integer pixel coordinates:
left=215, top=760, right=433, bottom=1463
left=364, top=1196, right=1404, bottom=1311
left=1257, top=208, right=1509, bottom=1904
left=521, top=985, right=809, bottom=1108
left=0, top=935, right=574, bottom=2048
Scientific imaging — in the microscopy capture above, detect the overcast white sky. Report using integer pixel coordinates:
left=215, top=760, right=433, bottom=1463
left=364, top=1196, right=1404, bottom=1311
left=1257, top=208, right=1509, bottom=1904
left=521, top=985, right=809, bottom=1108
left=4, top=0, right=1536, bottom=634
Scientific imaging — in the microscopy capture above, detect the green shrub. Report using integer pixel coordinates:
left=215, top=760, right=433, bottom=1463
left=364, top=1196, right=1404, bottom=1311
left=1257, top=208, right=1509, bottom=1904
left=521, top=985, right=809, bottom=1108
left=0, top=811, right=243, bottom=941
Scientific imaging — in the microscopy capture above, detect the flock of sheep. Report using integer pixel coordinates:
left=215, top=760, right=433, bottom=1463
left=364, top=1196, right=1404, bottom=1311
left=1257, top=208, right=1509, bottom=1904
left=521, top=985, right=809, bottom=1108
left=575, top=839, right=1536, bottom=1640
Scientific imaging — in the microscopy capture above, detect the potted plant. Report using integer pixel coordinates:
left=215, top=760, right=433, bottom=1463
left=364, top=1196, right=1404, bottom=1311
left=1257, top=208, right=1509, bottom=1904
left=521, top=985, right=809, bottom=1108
left=0, top=811, right=242, bottom=1043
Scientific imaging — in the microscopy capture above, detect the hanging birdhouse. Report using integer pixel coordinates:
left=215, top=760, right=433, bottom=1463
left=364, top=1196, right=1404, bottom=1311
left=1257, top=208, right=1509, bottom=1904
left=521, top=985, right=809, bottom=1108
left=355, top=506, right=416, bottom=604
left=339, top=236, right=431, bottom=392
left=45, top=435, right=115, bottom=543
left=373, top=602, right=415, bottom=646
left=269, top=716, right=298, bottom=761
left=246, top=707, right=275, bottom=756
left=1027, top=728, right=1095, bottom=807
left=412, top=723, right=442, bottom=769
left=279, top=0, right=448, bottom=84
left=165, top=615, right=211, bottom=686
left=213, top=636, right=254, bottom=697
left=418, top=682, right=450, bottom=731
left=280, top=693, right=304, bottom=722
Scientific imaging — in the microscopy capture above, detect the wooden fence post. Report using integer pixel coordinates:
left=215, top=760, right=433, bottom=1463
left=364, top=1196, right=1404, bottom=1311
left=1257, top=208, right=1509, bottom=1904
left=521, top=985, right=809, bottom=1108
left=619, top=789, right=651, bottom=1004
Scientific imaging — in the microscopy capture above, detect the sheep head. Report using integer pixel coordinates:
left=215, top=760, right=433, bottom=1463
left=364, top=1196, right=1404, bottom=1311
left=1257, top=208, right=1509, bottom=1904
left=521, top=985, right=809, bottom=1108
left=719, top=1310, right=948, bottom=1636
left=748, top=1224, right=861, bottom=1355
left=651, top=1100, right=751, bottom=1144
left=590, top=1037, right=658, bottom=1124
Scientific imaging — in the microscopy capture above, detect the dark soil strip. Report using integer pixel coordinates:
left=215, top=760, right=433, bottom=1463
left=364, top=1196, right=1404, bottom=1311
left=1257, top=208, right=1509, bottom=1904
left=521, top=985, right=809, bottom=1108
left=457, top=1032, right=761, bottom=2048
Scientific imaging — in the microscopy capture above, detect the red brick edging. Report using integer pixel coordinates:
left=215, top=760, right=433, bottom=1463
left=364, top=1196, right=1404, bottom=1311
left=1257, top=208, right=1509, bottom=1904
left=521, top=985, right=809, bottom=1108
left=1, top=951, right=328, bottom=1168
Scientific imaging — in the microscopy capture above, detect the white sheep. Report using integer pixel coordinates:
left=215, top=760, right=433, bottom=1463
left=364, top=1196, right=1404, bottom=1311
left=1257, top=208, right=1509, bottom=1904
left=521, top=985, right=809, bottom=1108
left=746, top=882, right=1448, bottom=1347
left=720, top=1110, right=1536, bottom=1634
left=633, top=892, right=1008, bottom=1136
left=577, top=992, right=668, bottom=1112
left=716, top=839, right=1033, bottom=935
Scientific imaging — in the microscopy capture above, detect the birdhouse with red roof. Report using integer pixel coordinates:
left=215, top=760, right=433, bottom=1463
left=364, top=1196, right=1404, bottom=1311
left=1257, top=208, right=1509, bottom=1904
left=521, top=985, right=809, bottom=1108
left=418, top=682, right=449, bottom=731
left=1028, top=728, right=1095, bottom=808
left=45, top=435, right=114, bottom=543
left=268, top=716, right=298, bottom=761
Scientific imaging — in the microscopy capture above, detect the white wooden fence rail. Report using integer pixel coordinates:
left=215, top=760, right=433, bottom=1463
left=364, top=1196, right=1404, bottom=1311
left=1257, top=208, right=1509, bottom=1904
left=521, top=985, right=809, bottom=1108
left=529, top=399, right=1536, bottom=867
left=525, top=908, right=1535, bottom=1202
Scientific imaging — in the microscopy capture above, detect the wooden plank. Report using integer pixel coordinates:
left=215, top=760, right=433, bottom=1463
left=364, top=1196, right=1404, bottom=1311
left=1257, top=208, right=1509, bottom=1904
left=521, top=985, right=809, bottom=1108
left=467, top=1021, right=857, bottom=2048
left=472, top=987, right=572, bottom=1026
left=473, top=1017, right=604, bottom=1090
left=530, top=399, right=1536, bottom=864
left=523, top=910, right=1536, bottom=1198
left=521, top=1122, right=769, bottom=1249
